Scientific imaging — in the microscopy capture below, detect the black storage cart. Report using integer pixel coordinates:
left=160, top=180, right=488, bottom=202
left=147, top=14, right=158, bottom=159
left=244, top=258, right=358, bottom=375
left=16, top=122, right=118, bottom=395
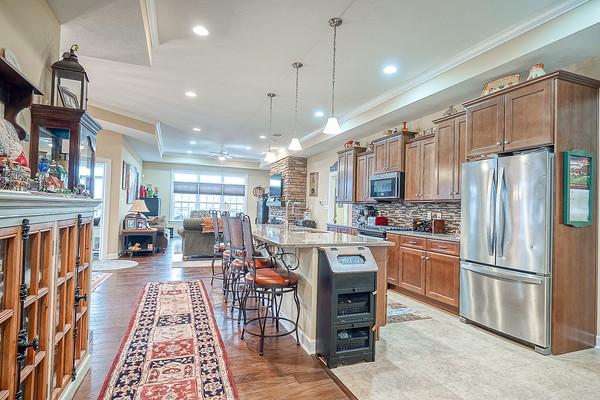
left=316, top=246, right=378, bottom=368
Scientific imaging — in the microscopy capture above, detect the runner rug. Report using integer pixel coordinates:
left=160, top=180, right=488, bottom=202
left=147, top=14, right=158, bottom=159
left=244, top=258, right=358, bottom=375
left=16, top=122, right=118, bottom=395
left=99, top=280, right=238, bottom=400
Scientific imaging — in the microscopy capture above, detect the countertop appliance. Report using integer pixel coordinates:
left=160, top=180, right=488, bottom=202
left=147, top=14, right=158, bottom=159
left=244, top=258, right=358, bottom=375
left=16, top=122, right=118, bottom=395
left=366, top=216, right=388, bottom=226
left=460, top=149, right=553, bottom=353
left=316, top=246, right=377, bottom=368
left=369, top=172, right=403, bottom=200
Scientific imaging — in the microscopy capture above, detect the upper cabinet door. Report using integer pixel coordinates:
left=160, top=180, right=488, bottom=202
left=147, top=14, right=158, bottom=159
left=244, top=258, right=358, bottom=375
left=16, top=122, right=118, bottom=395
left=466, top=96, right=504, bottom=158
left=404, top=142, right=421, bottom=201
left=344, top=151, right=354, bottom=202
left=504, top=80, right=554, bottom=152
left=421, top=137, right=437, bottom=200
left=386, top=136, right=403, bottom=172
left=435, top=120, right=455, bottom=200
left=366, top=152, right=375, bottom=202
left=453, top=115, right=467, bottom=200
left=373, top=141, right=387, bottom=174
left=336, top=152, right=347, bottom=202
left=356, top=155, right=367, bottom=202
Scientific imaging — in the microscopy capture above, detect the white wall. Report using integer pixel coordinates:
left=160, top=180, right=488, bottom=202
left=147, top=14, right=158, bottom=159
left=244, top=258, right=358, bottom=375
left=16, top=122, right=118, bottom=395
left=142, top=162, right=270, bottom=229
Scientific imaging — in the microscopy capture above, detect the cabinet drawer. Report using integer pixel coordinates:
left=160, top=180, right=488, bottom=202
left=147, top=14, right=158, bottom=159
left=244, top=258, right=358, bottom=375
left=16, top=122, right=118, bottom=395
left=426, top=239, right=459, bottom=256
left=399, top=235, right=426, bottom=249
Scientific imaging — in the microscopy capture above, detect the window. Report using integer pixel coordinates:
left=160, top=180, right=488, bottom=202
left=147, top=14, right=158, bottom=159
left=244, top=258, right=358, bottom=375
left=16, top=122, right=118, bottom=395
left=171, top=172, right=247, bottom=220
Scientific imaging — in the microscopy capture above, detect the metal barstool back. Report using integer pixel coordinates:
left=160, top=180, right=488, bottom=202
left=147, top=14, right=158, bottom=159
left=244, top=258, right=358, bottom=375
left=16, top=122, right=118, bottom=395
left=209, top=209, right=224, bottom=286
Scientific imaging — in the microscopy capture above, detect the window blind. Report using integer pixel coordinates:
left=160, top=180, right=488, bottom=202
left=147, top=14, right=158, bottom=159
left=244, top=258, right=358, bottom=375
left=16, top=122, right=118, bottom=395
left=173, top=181, right=245, bottom=196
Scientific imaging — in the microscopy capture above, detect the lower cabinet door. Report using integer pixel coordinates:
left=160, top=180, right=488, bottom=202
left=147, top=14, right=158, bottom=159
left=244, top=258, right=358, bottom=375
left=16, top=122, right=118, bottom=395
left=398, top=247, right=426, bottom=295
left=425, top=252, right=459, bottom=307
left=386, top=234, right=400, bottom=285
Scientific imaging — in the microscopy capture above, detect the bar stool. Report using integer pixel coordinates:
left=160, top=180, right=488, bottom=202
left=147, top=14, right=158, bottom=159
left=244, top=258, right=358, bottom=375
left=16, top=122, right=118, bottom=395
left=239, top=214, right=300, bottom=355
left=210, top=209, right=225, bottom=286
left=221, top=211, right=232, bottom=300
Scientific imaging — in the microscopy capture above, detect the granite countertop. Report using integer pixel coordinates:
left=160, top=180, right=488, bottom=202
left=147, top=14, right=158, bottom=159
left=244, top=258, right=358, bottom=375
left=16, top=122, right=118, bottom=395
left=253, top=224, right=394, bottom=248
left=386, top=230, right=460, bottom=243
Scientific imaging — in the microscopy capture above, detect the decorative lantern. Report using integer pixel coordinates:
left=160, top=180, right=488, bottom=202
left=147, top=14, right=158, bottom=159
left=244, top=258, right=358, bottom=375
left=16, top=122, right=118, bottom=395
left=50, top=44, right=89, bottom=110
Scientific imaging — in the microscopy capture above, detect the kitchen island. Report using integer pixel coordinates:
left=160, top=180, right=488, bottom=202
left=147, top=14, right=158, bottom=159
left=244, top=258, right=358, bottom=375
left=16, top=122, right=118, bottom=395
left=252, top=224, right=394, bottom=353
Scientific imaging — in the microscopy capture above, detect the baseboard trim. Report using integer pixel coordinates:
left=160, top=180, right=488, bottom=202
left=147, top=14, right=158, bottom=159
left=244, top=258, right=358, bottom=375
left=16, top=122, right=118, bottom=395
left=278, top=311, right=316, bottom=355
left=58, top=352, right=90, bottom=400
left=596, top=335, right=600, bottom=349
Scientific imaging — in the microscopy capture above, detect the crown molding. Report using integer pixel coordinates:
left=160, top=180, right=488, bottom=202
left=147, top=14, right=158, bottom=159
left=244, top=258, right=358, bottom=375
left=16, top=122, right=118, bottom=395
left=301, top=0, right=589, bottom=142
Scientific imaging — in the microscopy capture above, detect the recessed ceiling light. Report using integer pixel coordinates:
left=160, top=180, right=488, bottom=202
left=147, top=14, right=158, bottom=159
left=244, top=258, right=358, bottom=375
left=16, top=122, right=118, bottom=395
left=193, top=127, right=201, bottom=132
left=383, top=65, right=398, bottom=74
left=189, top=140, right=197, bottom=145
left=185, top=91, right=197, bottom=98
left=244, top=146, right=252, bottom=150
left=259, top=135, right=267, bottom=139
left=314, top=110, right=324, bottom=117
left=192, top=25, right=210, bottom=36
left=186, top=150, right=192, bottom=154
left=218, top=156, right=226, bottom=161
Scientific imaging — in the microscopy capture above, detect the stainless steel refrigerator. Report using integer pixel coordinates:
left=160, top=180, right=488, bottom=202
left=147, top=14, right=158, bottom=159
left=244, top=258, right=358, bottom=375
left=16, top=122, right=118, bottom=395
left=460, top=149, right=553, bottom=353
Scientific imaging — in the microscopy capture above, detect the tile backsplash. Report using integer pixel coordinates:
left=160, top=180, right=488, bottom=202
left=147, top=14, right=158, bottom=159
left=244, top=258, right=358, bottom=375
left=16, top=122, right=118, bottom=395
left=352, top=202, right=461, bottom=235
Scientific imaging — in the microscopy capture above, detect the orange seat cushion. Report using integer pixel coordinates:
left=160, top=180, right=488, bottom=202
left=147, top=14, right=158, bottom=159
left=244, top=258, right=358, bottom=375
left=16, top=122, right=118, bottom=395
left=245, top=268, right=299, bottom=288
left=231, top=257, right=274, bottom=270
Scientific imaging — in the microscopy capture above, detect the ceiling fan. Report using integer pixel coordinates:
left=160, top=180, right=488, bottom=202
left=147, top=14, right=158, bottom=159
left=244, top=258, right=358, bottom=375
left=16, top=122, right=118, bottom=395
left=208, top=145, right=236, bottom=161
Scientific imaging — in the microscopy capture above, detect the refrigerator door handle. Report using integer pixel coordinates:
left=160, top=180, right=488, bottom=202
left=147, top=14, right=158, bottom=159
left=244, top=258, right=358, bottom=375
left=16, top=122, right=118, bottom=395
left=496, top=167, right=506, bottom=257
left=486, top=168, right=496, bottom=256
left=461, top=263, right=543, bottom=285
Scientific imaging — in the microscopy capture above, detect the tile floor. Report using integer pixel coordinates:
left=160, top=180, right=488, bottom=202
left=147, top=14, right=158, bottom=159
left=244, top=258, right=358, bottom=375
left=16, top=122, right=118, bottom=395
left=333, top=292, right=600, bottom=400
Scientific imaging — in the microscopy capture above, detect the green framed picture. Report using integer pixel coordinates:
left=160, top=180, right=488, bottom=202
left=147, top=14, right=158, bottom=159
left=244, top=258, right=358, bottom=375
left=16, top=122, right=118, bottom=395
left=563, top=149, right=594, bottom=227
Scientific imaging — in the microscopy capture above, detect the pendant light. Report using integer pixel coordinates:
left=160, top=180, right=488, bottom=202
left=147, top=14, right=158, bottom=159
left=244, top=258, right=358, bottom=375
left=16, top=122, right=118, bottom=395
left=288, top=61, right=303, bottom=151
left=264, top=92, right=277, bottom=163
left=323, top=17, right=343, bottom=135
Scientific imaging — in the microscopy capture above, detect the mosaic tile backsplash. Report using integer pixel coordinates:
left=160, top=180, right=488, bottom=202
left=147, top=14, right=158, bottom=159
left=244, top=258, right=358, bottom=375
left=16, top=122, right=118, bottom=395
left=352, top=201, right=461, bottom=235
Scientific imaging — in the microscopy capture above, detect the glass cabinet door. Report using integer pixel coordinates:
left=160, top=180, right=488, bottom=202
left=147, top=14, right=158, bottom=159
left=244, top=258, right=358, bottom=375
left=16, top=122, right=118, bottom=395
left=78, top=135, right=94, bottom=194
left=38, top=127, right=71, bottom=189
left=0, top=230, right=19, bottom=399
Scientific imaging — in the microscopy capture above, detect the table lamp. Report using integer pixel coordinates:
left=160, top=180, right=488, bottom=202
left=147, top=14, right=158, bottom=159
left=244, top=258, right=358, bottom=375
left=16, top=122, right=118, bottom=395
left=129, top=199, right=150, bottom=218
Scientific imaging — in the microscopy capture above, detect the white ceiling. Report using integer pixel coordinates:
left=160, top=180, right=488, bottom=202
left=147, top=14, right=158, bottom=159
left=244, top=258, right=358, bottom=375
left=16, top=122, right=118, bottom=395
left=48, top=0, right=590, bottom=163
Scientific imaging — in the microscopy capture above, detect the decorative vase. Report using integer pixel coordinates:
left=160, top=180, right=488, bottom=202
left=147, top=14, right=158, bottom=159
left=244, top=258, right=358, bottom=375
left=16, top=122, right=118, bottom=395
left=401, top=121, right=408, bottom=133
left=527, top=63, right=546, bottom=81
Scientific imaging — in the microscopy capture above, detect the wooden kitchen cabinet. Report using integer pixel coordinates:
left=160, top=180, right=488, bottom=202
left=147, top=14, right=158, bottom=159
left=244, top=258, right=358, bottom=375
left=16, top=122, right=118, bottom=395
left=398, top=246, right=426, bottom=295
left=336, top=147, right=365, bottom=203
left=386, top=234, right=401, bottom=285
left=425, top=252, right=460, bottom=307
left=504, top=79, right=553, bottom=151
left=465, top=95, right=504, bottom=157
left=355, top=151, right=375, bottom=203
left=464, top=77, right=556, bottom=158
left=404, top=135, right=436, bottom=201
left=433, top=112, right=466, bottom=200
left=389, top=234, right=460, bottom=313
left=372, top=132, right=414, bottom=175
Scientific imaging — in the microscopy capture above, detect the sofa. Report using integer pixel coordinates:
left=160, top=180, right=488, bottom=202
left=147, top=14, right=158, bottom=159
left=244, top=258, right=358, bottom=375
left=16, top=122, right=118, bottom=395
left=177, top=212, right=216, bottom=258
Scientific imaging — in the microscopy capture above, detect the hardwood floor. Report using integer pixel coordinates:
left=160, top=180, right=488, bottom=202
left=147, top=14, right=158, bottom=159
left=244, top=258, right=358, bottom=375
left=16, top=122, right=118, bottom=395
left=74, top=239, right=350, bottom=399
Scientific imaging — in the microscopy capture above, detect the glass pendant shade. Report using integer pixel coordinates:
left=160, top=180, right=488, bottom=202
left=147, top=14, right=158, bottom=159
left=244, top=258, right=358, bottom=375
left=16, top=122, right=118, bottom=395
left=264, top=151, right=277, bottom=163
left=323, top=117, right=342, bottom=135
left=288, top=137, right=302, bottom=151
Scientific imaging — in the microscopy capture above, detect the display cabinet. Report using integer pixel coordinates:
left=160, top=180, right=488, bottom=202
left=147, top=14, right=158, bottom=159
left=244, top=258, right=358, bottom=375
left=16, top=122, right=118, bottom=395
left=0, top=193, right=98, bottom=400
left=29, top=105, right=101, bottom=195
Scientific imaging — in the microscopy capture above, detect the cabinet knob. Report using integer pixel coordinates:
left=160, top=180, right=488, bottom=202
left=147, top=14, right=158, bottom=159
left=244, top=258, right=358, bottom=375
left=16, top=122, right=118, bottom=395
left=504, top=140, right=510, bottom=144
left=425, top=257, right=430, bottom=260
left=496, top=141, right=502, bottom=145
left=448, top=192, right=453, bottom=195
left=421, top=255, right=425, bottom=259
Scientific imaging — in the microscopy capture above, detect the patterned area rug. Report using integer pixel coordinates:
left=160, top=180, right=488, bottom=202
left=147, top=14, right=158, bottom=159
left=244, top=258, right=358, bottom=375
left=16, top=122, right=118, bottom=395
left=99, top=280, right=238, bottom=400
left=387, top=301, right=432, bottom=323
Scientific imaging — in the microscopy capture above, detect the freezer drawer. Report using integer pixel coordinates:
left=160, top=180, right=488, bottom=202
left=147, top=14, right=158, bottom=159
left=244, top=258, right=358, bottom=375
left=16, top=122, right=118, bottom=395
left=460, top=261, right=550, bottom=348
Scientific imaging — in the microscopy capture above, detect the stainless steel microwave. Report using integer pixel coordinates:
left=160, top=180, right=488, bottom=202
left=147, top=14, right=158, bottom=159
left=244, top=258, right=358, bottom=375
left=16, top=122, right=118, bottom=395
left=369, top=172, right=403, bottom=200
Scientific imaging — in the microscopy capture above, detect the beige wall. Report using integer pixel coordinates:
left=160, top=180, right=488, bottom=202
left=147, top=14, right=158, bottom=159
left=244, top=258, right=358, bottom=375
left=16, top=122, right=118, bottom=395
left=96, top=131, right=143, bottom=257
left=142, top=162, right=270, bottom=229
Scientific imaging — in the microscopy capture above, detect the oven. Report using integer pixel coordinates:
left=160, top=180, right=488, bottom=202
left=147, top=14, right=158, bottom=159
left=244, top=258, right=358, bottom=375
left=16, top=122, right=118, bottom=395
left=369, top=172, right=403, bottom=200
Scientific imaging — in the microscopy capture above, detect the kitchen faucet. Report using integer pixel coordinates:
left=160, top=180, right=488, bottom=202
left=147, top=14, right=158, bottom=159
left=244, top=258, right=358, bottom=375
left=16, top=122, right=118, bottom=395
left=285, top=200, right=297, bottom=228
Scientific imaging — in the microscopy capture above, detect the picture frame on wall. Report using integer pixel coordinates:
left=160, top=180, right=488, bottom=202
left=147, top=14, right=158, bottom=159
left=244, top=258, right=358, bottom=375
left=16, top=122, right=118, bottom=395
left=563, top=149, right=594, bottom=227
left=127, top=165, right=139, bottom=204
left=309, top=172, right=319, bottom=197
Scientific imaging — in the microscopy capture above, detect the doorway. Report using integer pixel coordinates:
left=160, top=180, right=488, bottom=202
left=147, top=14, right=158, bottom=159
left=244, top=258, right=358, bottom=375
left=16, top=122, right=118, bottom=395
left=93, top=159, right=110, bottom=260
